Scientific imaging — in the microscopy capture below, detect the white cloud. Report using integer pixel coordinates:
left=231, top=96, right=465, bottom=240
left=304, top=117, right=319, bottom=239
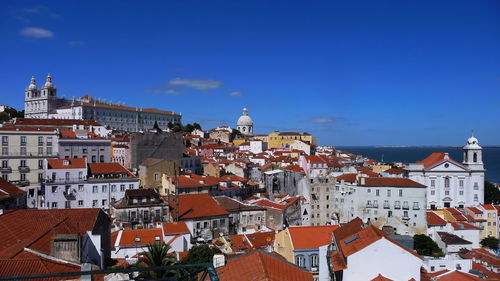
left=168, top=78, right=222, bottom=91
left=228, top=91, right=243, bottom=97
left=69, top=40, right=84, bottom=46
left=305, top=116, right=340, bottom=124
left=146, top=88, right=184, bottom=95
left=20, top=27, right=54, bottom=38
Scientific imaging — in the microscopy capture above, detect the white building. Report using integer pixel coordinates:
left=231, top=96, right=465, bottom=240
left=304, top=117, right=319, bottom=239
left=236, top=108, right=253, bottom=136
left=406, top=136, right=485, bottom=209
left=41, top=158, right=139, bottom=210
left=238, top=140, right=266, bottom=154
left=336, top=176, right=427, bottom=235
left=24, top=75, right=181, bottom=131
left=0, top=127, right=59, bottom=203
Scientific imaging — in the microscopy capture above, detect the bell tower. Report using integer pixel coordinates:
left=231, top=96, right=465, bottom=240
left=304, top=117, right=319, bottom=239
left=463, top=134, right=483, bottom=171
left=24, top=74, right=58, bottom=118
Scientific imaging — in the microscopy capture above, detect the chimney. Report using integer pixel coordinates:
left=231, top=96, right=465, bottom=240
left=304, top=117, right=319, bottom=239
left=360, top=177, right=366, bottom=185
left=444, top=153, right=449, bottom=160
left=213, top=254, right=225, bottom=268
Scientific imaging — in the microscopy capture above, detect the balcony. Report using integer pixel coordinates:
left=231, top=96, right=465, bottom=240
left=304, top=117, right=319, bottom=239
left=14, top=180, right=30, bottom=187
left=383, top=204, right=390, bottom=209
left=394, top=204, right=401, bottom=209
left=402, top=215, right=410, bottom=221
left=0, top=166, right=12, bottom=173
left=18, top=166, right=30, bottom=173
left=402, top=205, right=409, bottom=210
left=373, top=204, right=379, bottom=208
left=366, top=203, right=373, bottom=208
left=412, top=206, right=420, bottom=210
left=44, top=178, right=86, bottom=184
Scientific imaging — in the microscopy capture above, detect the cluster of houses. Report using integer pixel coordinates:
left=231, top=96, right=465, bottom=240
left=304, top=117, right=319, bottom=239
left=0, top=84, right=498, bottom=280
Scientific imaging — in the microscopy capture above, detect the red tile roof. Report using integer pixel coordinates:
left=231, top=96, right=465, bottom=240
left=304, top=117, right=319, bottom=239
left=360, top=177, right=425, bottom=188
left=417, top=152, right=465, bottom=169
left=47, top=158, right=87, bottom=169
left=383, top=168, right=404, bottom=174
left=283, top=164, right=305, bottom=174
left=303, top=155, right=326, bottom=163
left=450, top=222, right=478, bottom=230
left=173, top=193, right=229, bottom=220
left=0, top=251, right=81, bottom=281
left=465, top=207, right=483, bottom=214
left=59, top=131, right=78, bottom=138
left=480, top=204, right=496, bottom=211
left=0, top=209, right=103, bottom=259
left=207, top=250, right=313, bottom=281
left=0, top=178, right=25, bottom=200
left=432, top=270, right=484, bottom=281
left=437, top=232, right=472, bottom=245
left=371, top=274, right=394, bottom=281
left=162, top=222, right=190, bottom=235
left=118, top=228, right=163, bottom=246
left=336, top=173, right=358, bottom=183
left=427, top=212, right=447, bottom=226
left=288, top=225, right=340, bottom=249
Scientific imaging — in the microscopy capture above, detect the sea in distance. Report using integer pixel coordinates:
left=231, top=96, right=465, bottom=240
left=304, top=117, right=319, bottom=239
left=336, top=146, right=500, bottom=184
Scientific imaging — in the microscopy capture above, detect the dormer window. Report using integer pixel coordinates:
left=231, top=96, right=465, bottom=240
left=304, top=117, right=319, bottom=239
left=63, top=160, right=69, bottom=165
left=155, top=236, right=161, bottom=241
left=134, top=237, right=141, bottom=242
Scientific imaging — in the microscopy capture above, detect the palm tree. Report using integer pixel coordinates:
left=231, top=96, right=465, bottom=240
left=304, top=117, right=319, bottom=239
left=137, top=242, right=178, bottom=278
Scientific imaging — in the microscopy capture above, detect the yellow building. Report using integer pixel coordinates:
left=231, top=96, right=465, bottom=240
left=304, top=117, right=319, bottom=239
left=480, top=204, right=498, bottom=238
left=372, top=164, right=391, bottom=173
left=252, top=134, right=269, bottom=143
left=274, top=227, right=295, bottom=262
left=267, top=132, right=316, bottom=148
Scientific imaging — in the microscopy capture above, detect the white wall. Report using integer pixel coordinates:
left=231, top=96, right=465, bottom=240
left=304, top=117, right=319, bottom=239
left=343, top=238, right=422, bottom=281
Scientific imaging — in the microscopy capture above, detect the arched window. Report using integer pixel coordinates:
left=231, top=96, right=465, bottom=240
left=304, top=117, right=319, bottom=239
left=295, top=255, right=305, bottom=267
left=473, top=153, right=477, bottom=163
left=310, top=254, right=319, bottom=268
left=243, top=127, right=246, bottom=132
left=444, top=177, right=450, bottom=188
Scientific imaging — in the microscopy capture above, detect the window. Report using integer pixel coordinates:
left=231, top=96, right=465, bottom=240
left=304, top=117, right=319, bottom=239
left=403, top=210, right=409, bottom=217
left=1, top=136, right=8, bottom=146
left=52, top=202, right=58, bottom=208
left=399, top=189, right=403, bottom=197
left=20, top=173, right=26, bottom=181
left=387, top=190, right=391, bottom=197
left=20, top=136, right=27, bottom=146
left=154, top=173, right=160, bottom=181
left=310, top=254, right=319, bottom=268
left=91, top=156, right=96, bottom=163
left=82, top=148, right=88, bottom=153
left=474, top=194, right=478, bottom=202
left=111, top=185, right=116, bottom=192
left=129, top=184, right=134, bottom=189
left=459, top=180, right=464, bottom=188
left=376, top=189, right=379, bottom=196
left=78, top=200, right=84, bottom=206
left=459, top=190, right=464, bottom=195
left=213, top=220, right=218, bottom=228
left=444, top=177, right=450, bottom=188
left=20, top=147, right=26, bottom=155
left=220, top=218, right=225, bottom=225
left=92, top=185, right=98, bottom=193
left=20, top=160, right=26, bottom=167
left=38, top=160, right=43, bottom=169
left=1, top=160, right=7, bottom=168
left=92, top=200, right=98, bottom=207
left=78, top=185, right=84, bottom=191
left=102, top=185, right=107, bottom=193
left=431, top=190, right=435, bottom=195
left=102, top=199, right=107, bottom=206
left=99, top=155, right=104, bottom=163
left=474, top=182, right=479, bottom=190
left=65, top=172, right=70, bottom=180
left=413, top=202, right=419, bottom=210
left=430, top=180, right=435, bottom=187
left=120, top=184, right=125, bottom=191
left=38, top=136, right=43, bottom=145
left=65, top=201, right=71, bottom=208
left=46, top=147, right=52, bottom=155
left=1, top=147, right=7, bottom=155
left=367, top=188, right=371, bottom=193
left=46, top=137, right=52, bottom=146
left=38, top=147, right=43, bottom=155
left=52, top=186, right=57, bottom=193
left=295, top=255, right=305, bottom=267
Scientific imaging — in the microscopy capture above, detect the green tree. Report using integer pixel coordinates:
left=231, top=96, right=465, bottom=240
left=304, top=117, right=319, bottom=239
left=413, top=234, right=444, bottom=257
left=137, top=242, right=178, bottom=279
left=184, top=123, right=194, bottom=133
left=480, top=236, right=499, bottom=250
left=172, top=123, right=183, bottom=132
left=153, top=120, right=161, bottom=132
left=192, top=122, right=202, bottom=130
left=484, top=181, right=500, bottom=204
left=179, top=244, right=222, bottom=280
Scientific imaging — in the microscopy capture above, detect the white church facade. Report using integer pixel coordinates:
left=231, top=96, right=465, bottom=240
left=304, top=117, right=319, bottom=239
left=405, top=136, right=485, bottom=210
left=24, top=75, right=181, bottom=132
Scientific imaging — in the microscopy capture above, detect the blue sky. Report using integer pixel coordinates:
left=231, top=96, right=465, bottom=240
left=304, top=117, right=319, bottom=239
left=1, top=1, right=499, bottom=146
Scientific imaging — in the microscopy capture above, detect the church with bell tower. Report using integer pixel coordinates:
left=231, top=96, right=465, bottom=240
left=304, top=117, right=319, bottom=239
left=24, top=74, right=60, bottom=118
left=406, top=135, right=485, bottom=209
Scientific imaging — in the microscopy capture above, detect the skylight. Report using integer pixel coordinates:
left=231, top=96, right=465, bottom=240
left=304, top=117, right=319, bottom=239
left=343, top=234, right=360, bottom=244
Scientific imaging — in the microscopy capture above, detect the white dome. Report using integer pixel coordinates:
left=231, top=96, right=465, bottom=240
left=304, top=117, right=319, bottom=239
left=44, top=74, right=54, bottom=88
left=464, top=135, right=481, bottom=149
left=28, top=76, right=37, bottom=90
left=237, top=107, right=253, bottom=126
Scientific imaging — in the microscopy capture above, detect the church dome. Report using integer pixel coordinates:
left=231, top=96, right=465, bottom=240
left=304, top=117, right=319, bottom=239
left=28, top=76, right=37, bottom=90
left=464, top=135, right=481, bottom=149
left=237, top=107, right=253, bottom=126
left=43, top=74, right=54, bottom=88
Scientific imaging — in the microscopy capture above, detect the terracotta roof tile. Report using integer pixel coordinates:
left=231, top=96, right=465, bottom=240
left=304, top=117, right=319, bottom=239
left=437, top=232, right=472, bottom=245
left=371, top=274, right=394, bottom=281
left=118, top=228, right=163, bottom=246
left=288, top=225, right=340, bottom=249
left=172, top=193, right=229, bottom=220
left=47, top=158, right=87, bottom=169
left=162, top=222, right=190, bottom=235
left=427, top=212, right=447, bottom=226
left=207, top=250, right=313, bottom=281
left=88, top=162, right=135, bottom=177
left=0, top=178, right=25, bottom=199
